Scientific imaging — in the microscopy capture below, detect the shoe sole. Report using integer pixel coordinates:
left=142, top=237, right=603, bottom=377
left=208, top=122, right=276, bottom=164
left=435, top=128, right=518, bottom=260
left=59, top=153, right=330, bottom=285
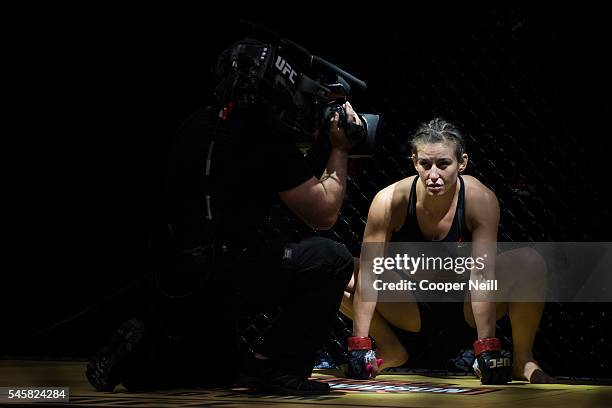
left=86, top=319, right=145, bottom=392
left=237, top=372, right=330, bottom=396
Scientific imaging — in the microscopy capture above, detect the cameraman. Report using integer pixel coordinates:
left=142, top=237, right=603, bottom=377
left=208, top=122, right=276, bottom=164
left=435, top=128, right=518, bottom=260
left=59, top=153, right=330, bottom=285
left=87, top=37, right=361, bottom=396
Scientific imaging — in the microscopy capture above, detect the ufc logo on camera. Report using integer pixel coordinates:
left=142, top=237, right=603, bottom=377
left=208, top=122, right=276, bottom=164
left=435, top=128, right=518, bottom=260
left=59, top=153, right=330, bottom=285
left=274, top=56, right=298, bottom=84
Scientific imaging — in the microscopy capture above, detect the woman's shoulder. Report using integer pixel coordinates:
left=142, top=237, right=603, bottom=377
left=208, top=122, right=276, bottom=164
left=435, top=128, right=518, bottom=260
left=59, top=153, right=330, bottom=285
left=376, top=176, right=415, bottom=204
left=462, top=175, right=496, bottom=199
left=369, top=176, right=415, bottom=230
left=462, top=175, right=499, bottom=221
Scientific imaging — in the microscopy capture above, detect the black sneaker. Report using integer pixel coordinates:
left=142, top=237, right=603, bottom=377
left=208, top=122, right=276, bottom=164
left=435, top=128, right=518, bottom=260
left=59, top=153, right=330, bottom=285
left=86, top=319, right=145, bottom=392
left=237, top=356, right=330, bottom=396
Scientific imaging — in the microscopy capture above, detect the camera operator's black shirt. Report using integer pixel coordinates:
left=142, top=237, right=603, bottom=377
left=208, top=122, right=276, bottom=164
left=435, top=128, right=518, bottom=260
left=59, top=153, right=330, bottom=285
left=164, top=106, right=314, bottom=249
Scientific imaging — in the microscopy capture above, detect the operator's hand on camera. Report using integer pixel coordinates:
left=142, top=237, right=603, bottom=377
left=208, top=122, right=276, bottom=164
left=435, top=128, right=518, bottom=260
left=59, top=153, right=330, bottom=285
left=329, top=101, right=361, bottom=153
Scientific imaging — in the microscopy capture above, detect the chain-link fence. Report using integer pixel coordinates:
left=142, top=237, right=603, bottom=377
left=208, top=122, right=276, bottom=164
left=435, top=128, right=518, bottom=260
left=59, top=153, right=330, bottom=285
left=237, top=8, right=611, bottom=379
left=4, top=7, right=608, bottom=382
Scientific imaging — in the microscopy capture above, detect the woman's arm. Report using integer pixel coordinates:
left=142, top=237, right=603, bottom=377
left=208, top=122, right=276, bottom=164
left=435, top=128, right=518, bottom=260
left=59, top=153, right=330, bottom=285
left=353, top=187, right=395, bottom=336
left=346, top=186, right=397, bottom=379
left=467, top=184, right=500, bottom=338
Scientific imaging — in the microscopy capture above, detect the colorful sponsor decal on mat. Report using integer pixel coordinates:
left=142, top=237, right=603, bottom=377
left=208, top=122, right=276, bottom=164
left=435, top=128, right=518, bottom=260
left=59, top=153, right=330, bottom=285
left=318, top=377, right=500, bottom=394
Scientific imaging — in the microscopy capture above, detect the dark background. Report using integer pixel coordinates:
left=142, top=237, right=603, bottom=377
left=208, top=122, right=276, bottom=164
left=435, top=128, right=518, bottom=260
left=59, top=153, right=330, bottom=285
left=4, top=6, right=611, bottom=377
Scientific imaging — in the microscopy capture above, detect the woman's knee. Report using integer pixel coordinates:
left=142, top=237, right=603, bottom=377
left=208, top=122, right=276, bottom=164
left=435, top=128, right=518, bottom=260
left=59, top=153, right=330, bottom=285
left=496, top=247, right=547, bottom=301
left=377, top=341, right=409, bottom=368
left=395, top=315, right=421, bottom=333
left=376, top=302, right=421, bottom=333
left=499, top=247, right=547, bottom=277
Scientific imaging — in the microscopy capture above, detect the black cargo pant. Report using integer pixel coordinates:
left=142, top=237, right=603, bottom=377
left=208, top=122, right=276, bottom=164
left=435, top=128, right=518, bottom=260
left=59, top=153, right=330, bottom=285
left=238, top=236, right=354, bottom=374
left=124, top=236, right=353, bottom=389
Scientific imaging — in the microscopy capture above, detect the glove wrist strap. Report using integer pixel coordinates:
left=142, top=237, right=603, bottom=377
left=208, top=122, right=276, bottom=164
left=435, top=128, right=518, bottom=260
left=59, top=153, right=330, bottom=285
left=348, top=336, right=372, bottom=350
left=473, top=337, right=501, bottom=356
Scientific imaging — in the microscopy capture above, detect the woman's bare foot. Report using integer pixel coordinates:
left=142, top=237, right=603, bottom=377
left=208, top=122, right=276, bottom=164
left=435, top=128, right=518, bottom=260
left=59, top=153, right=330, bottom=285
left=513, top=356, right=556, bottom=383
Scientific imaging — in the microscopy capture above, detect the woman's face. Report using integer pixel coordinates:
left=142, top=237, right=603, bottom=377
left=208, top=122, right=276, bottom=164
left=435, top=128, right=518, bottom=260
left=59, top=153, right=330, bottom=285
left=412, top=142, right=467, bottom=196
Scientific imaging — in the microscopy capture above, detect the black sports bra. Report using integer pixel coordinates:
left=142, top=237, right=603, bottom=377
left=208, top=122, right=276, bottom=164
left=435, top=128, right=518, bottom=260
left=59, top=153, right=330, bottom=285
left=391, top=176, right=471, bottom=242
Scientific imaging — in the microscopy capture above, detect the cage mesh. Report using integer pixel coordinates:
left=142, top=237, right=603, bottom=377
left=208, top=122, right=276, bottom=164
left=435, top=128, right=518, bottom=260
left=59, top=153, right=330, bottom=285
left=237, top=9, right=610, bottom=380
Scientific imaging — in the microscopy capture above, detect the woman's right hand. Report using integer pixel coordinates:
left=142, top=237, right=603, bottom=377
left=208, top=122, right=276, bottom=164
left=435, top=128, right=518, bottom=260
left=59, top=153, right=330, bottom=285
left=344, top=336, right=384, bottom=379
